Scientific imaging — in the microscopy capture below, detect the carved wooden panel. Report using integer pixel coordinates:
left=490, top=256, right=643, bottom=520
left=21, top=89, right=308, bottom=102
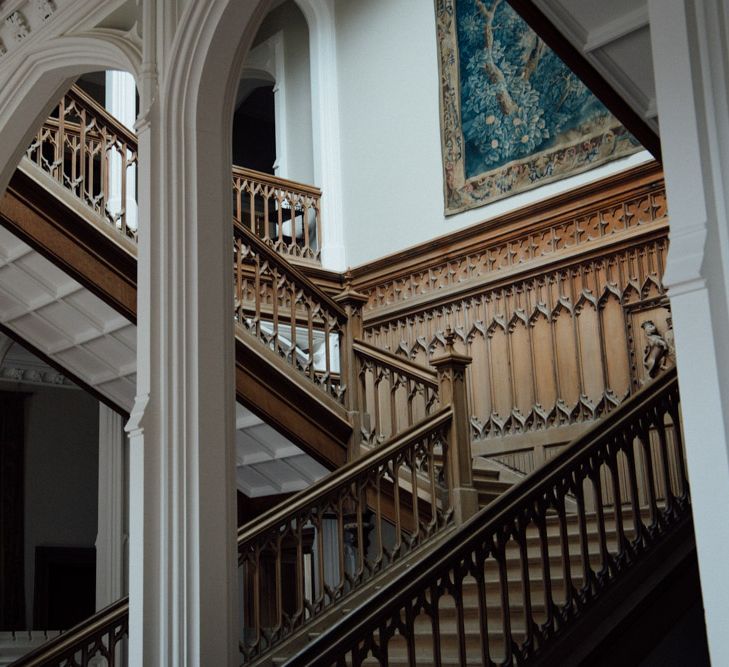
left=362, top=235, right=672, bottom=477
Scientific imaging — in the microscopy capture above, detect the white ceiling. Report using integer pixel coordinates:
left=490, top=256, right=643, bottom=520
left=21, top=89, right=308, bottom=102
left=0, top=221, right=326, bottom=498
left=535, top=0, right=658, bottom=132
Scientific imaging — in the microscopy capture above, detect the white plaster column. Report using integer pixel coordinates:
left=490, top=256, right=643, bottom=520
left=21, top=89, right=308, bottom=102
left=648, top=0, right=729, bottom=662
left=123, top=0, right=252, bottom=663
left=105, top=70, right=138, bottom=231
left=95, top=404, right=127, bottom=610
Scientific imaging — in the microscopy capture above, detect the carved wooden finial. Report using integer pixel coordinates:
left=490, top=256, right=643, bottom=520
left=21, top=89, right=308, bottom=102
left=444, top=326, right=456, bottom=353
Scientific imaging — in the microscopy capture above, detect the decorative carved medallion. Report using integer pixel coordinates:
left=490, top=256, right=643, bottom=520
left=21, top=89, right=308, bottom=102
left=6, top=10, right=28, bottom=40
left=36, top=0, right=54, bottom=20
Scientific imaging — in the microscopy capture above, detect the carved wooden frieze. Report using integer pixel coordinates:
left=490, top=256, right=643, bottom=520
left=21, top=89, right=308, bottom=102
left=363, top=234, right=671, bottom=457
left=355, top=168, right=666, bottom=314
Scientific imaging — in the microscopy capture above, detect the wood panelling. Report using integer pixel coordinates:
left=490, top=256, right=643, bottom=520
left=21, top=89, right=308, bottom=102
left=354, top=162, right=671, bottom=476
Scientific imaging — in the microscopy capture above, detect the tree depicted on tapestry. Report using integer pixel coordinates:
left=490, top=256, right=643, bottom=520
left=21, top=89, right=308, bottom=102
left=436, top=0, right=641, bottom=214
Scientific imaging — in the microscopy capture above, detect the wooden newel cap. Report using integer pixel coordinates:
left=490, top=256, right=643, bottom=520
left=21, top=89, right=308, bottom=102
left=430, top=327, right=472, bottom=369
left=334, top=273, right=369, bottom=307
left=334, top=287, right=369, bottom=306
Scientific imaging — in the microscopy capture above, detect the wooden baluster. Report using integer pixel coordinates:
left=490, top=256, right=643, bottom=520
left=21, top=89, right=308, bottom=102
left=302, top=198, right=311, bottom=258
left=102, top=129, right=110, bottom=220
left=431, top=328, right=478, bottom=524
left=427, top=438, right=438, bottom=533
left=429, top=580, right=444, bottom=665
left=121, top=145, right=128, bottom=236
left=275, top=534, right=283, bottom=634
left=590, top=464, right=612, bottom=579
left=314, top=199, right=322, bottom=259
left=56, top=96, right=66, bottom=184
left=668, top=392, right=689, bottom=500
left=373, top=473, right=384, bottom=569
left=306, top=300, right=315, bottom=381
left=622, top=431, right=645, bottom=549
left=335, top=279, right=369, bottom=459
left=496, top=535, right=514, bottom=665
left=573, top=467, right=595, bottom=598
left=314, top=510, right=326, bottom=612
left=607, top=444, right=629, bottom=560
left=535, top=504, right=557, bottom=635
left=636, top=419, right=660, bottom=529
left=654, top=404, right=676, bottom=516
left=234, top=178, right=242, bottom=223
left=337, top=495, right=346, bottom=597
left=516, top=515, right=535, bottom=655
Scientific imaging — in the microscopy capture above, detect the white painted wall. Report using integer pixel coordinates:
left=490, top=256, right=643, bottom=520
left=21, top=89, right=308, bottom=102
left=333, top=0, right=652, bottom=267
left=253, top=0, right=314, bottom=184
left=23, top=386, right=99, bottom=629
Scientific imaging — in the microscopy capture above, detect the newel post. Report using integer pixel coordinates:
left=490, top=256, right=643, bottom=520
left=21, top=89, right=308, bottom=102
left=431, top=329, right=478, bottom=525
left=334, top=272, right=369, bottom=460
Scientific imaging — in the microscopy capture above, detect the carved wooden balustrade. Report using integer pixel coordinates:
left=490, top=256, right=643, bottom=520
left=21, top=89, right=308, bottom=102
left=9, top=598, right=128, bottom=667
left=237, top=407, right=459, bottom=663
left=285, top=367, right=689, bottom=666
left=234, top=221, right=348, bottom=403
left=352, top=162, right=672, bottom=477
left=26, top=85, right=138, bottom=240
left=9, top=396, right=475, bottom=667
left=353, top=339, right=440, bottom=446
left=232, top=166, right=322, bottom=263
left=27, top=85, right=323, bottom=263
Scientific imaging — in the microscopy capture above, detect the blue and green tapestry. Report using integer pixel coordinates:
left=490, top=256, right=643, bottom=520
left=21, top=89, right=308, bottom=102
left=436, top=0, right=641, bottom=214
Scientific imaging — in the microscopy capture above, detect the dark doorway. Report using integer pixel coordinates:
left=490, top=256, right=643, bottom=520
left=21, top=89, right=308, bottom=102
left=33, top=546, right=96, bottom=630
left=233, top=85, right=276, bottom=174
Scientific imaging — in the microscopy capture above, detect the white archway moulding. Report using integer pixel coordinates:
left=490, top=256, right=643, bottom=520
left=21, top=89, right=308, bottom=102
left=124, top=0, right=272, bottom=664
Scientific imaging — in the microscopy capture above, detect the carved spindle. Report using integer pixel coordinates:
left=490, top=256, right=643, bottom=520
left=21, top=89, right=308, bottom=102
left=431, top=328, right=478, bottom=524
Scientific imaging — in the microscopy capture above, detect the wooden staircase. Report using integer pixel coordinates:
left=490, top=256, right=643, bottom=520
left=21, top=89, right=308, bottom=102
left=1, top=86, right=701, bottom=667
left=282, top=369, right=697, bottom=666
left=0, top=155, right=350, bottom=470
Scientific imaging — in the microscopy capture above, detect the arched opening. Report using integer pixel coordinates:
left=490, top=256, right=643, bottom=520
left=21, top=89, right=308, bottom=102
left=234, top=0, right=314, bottom=183
left=0, top=56, right=139, bottom=644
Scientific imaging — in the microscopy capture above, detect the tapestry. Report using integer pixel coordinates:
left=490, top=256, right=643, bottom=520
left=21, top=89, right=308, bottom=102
left=436, top=0, right=642, bottom=215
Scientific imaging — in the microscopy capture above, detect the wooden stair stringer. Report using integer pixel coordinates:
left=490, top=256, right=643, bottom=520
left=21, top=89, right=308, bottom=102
left=0, top=163, right=350, bottom=469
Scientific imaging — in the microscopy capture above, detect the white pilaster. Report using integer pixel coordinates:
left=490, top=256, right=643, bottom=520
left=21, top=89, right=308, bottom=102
left=124, top=0, right=242, bottom=664
left=297, top=0, right=346, bottom=270
left=648, top=0, right=729, bottom=662
left=95, top=404, right=127, bottom=610
left=105, top=70, right=138, bottom=231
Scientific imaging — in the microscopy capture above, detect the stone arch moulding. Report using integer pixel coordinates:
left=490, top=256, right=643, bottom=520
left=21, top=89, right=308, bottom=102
left=0, top=31, right=141, bottom=197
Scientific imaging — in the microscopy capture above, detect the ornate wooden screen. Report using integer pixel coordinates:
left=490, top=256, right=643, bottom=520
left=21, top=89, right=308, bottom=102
left=353, top=162, right=671, bottom=476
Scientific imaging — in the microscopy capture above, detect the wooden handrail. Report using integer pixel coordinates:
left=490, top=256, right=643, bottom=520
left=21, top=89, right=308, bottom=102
left=352, top=338, right=438, bottom=389
left=9, top=598, right=128, bottom=667
left=8, top=408, right=455, bottom=666
left=234, top=221, right=346, bottom=322
left=237, top=406, right=452, bottom=544
left=232, top=164, right=321, bottom=198
left=285, top=368, right=688, bottom=665
left=31, top=84, right=326, bottom=262
left=65, top=85, right=138, bottom=147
